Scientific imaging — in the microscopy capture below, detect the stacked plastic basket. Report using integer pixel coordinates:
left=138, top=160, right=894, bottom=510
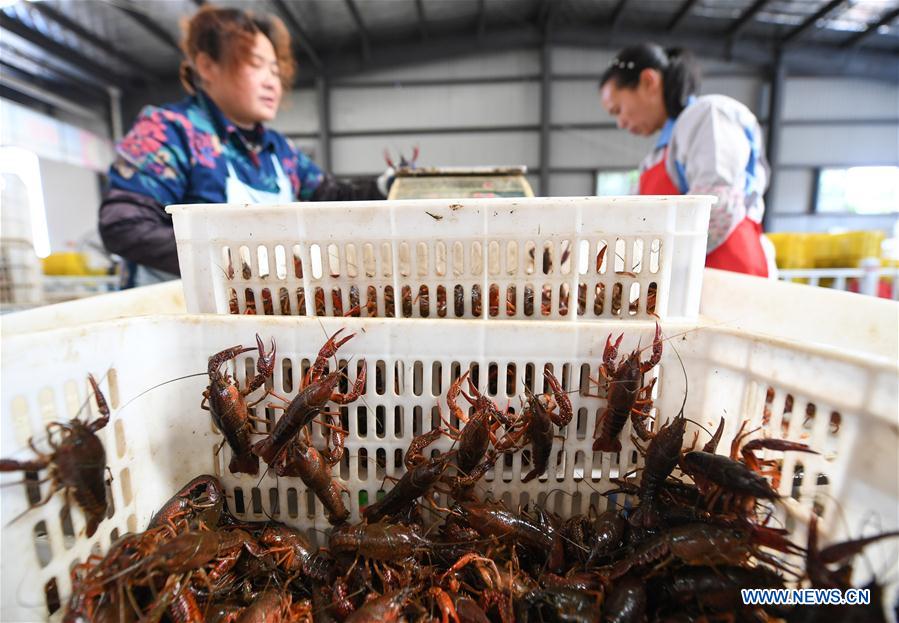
left=1, top=196, right=897, bottom=621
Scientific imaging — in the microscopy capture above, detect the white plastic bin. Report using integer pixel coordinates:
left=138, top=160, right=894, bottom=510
left=168, top=196, right=713, bottom=321
left=2, top=300, right=897, bottom=620
left=0, top=238, right=43, bottom=309
left=2, top=281, right=186, bottom=335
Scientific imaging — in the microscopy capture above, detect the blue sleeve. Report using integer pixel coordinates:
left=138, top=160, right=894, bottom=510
left=279, top=137, right=325, bottom=200
left=107, top=106, right=192, bottom=206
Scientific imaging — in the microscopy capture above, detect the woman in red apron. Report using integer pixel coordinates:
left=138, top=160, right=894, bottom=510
left=599, top=44, right=770, bottom=277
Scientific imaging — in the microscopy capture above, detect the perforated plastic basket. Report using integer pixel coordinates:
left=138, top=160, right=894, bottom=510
left=168, top=196, right=713, bottom=321
left=2, top=285, right=897, bottom=619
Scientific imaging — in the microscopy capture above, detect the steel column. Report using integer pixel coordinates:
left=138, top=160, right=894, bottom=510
left=763, top=50, right=785, bottom=229
left=539, top=40, right=551, bottom=196
left=316, top=75, right=332, bottom=171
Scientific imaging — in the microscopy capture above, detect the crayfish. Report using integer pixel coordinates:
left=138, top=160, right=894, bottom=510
left=592, top=323, right=662, bottom=453
left=442, top=371, right=509, bottom=480
left=362, top=428, right=454, bottom=523
left=253, top=329, right=365, bottom=468
left=493, top=369, right=572, bottom=482
left=0, top=374, right=110, bottom=537
left=202, top=334, right=276, bottom=475
left=680, top=419, right=819, bottom=516
left=383, top=145, right=419, bottom=170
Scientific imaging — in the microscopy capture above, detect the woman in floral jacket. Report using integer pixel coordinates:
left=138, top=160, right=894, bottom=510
left=100, top=6, right=386, bottom=285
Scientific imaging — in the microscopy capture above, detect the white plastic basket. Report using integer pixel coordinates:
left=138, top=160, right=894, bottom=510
left=1, top=281, right=185, bottom=336
left=2, top=306, right=897, bottom=620
left=41, top=276, right=120, bottom=305
left=0, top=238, right=43, bottom=309
left=168, top=196, right=713, bottom=321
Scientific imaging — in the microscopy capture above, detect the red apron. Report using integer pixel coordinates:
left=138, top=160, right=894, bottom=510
left=639, top=152, right=768, bottom=277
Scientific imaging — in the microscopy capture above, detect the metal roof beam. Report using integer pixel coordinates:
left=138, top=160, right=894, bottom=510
left=0, top=68, right=106, bottom=120
left=667, top=0, right=698, bottom=31
left=29, top=2, right=162, bottom=81
left=0, top=60, right=108, bottom=106
left=270, top=0, right=323, bottom=73
left=609, top=0, right=628, bottom=29
left=0, top=12, right=132, bottom=88
left=781, top=0, right=845, bottom=45
left=414, top=0, right=428, bottom=40
left=841, top=6, right=899, bottom=48
left=0, top=41, right=112, bottom=92
left=325, top=24, right=541, bottom=78
left=727, top=0, right=768, bottom=39
left=343, top=0, right=371, bottom=63
left=574, top=23, right=899, bottom=82
left=320, top=21, right=899, bottom=83
left=110, top=0, right=181, bottom=55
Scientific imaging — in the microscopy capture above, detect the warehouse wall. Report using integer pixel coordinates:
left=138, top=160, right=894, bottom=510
left=38, top=157, right=103, bottom=254
left=120, top=46, right=898, bottom=234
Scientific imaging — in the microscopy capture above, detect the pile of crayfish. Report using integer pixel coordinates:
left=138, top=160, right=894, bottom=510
left=63, top=458, right=896, bottom=623
left=57, top=327, right=896, bottom=622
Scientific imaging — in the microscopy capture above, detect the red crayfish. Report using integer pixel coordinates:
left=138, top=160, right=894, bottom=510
left=592, top=323, right=662, bottom=453
left=0, top=374, right=110, bottom=537
left=202, top=334, right=276, bottom=475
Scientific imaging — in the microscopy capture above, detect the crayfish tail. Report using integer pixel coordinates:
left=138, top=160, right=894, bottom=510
left=628, top=505, right=660, bottom=530
left=251, top=438, right=278, bottom=465
left=84, top=515, right=102, bottom=538
left=361, top=503, right=384, bottom=524
left=303, top=552, right=335, bottom=581
left=592, top=437, right=622, bottom=453
left=326, top=507, right=350, bottom=525
left=548, top=534, right=566, bottom=574
left=230, top=452, right=260, bottom=475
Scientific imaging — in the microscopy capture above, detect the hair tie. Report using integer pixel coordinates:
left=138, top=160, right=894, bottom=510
left=609, top=58, right=636, bottom=70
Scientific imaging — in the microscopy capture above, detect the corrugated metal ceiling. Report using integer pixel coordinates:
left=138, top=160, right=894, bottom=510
left=1, top=0, right=897, bottom=102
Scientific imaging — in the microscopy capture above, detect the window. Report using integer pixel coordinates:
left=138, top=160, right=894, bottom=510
left=596, top=169, right=639, bottom=196
left=816, top=166, right=899, bottom=214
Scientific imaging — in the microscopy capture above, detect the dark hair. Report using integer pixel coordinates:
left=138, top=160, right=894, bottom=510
left=599, top=43, right=701, bottom=118
left=179, top=6, right=296, bottom=93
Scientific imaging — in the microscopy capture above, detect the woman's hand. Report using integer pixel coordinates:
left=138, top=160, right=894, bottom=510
left=377, top=166, right=396, bottom=198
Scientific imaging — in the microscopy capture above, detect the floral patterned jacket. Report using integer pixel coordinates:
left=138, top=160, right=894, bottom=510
left=99, top=90, right=381, bottom=275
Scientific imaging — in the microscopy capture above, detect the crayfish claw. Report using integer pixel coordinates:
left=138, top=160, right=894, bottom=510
left=641, top=322, right=664, bottom=371
left=87, top=374, right=110, bottom=418
left=255, top=334, right=277, bottom=376
left=322, top=328, right=355, bottom=356
left=208, top=345, right=256, bottom=376
left=466, top=375, right=483, bottom=398
left=604, top=333, right=624, bottom=366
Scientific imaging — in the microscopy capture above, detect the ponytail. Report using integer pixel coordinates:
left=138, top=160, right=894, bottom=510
left=661, top=47, right=700, bottom=117
left=599, top=43, right=701, bottom=118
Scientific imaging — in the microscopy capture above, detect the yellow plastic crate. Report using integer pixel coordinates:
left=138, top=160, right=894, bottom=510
left=837, top=231, right=885, bottom=267
left=765, top=233, right=814, bottom=269
left=41, top=252, right=107, bottom=276
left=768, top=231, right=886, bottom=269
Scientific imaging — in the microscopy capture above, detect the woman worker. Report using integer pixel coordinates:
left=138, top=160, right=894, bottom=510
left=99, top=6, right=389, bottom=285
left=599, top=43, right=771, bottom=277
